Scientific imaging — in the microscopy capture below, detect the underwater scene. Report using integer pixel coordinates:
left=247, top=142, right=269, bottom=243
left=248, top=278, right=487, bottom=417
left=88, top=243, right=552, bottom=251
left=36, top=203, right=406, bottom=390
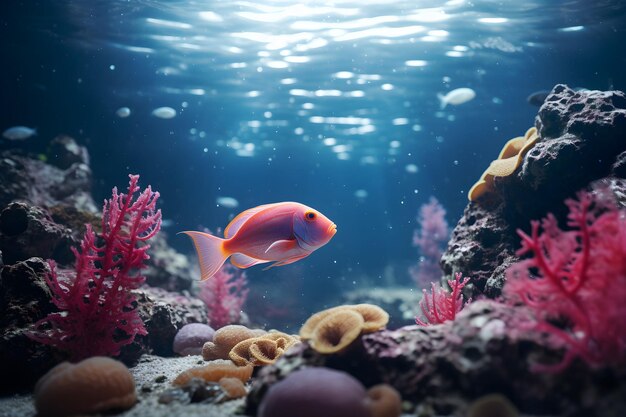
left=2, top=0, right=626, bottom=416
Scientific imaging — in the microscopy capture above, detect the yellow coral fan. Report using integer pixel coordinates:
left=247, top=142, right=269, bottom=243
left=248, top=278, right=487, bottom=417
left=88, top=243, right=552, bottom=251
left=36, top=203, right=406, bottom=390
left=469, top=127, right=539, bottom=202
left=310, top=309, right=365, bottom=354
left=229, top=331, right=300, bottom=366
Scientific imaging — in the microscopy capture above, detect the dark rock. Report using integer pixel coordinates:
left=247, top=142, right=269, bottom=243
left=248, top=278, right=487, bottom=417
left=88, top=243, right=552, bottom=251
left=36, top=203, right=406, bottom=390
left=0, top=140, right=97, bottom=212
left=0, top=202, right=77, bottom=265
left=119, top=286, right=208, bottom=364
left=246, top=300, right=626, bottom=417
left=144, top=233, right=194, bottom=292
left=48, top=135, right=90, bottom=170
left=441, top=85, right=626, bottom=298
left=0, top=258, right=60, bottom=394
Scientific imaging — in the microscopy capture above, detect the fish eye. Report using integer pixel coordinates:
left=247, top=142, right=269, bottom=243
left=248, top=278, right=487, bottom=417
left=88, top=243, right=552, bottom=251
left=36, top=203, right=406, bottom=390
left=304, top=211, right=317, bottom=222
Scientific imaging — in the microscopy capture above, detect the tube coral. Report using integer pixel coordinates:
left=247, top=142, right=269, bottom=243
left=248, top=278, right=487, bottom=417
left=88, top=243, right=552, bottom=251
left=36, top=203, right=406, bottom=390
left=28, top=174, right=161, bottom=360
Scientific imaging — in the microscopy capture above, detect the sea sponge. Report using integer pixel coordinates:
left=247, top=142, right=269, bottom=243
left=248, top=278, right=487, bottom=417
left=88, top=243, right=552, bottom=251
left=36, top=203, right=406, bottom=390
left=365, top=384, right=403, bottom=417
left=173, top=323, right=215, bottom=356
left=229, top=331, right=300, bottom=366
left=202, top=325, right=266, bottom=361
left=258, top=367, right=371, bottom=417
left=34, top=357, right=136, bottom=417
left=173, top=359, right=253, bottom=386
left=310, top=309, right=365, bottom=354
left=469, top=127, right=539, bottom=201
left=219, top=377, right=247, bottom=399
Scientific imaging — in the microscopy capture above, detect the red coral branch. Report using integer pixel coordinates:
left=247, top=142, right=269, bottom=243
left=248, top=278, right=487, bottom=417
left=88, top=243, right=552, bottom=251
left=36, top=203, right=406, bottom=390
left=409, top=197, right=450, bottom=289
left=199, top=263, right=249, bottom=329
left=504, top=190, right=626, bottom=372
left=416, top=272, right=471, bottom=326
left=28, top=174, right=161, bottom=361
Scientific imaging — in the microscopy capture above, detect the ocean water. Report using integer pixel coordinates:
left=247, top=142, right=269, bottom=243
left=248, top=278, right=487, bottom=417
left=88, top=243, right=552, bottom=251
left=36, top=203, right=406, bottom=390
left=2, top=0, right=626, bottom=315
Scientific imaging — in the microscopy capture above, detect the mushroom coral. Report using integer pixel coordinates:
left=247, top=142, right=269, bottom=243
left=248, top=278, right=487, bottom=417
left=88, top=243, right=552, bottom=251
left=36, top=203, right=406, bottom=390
left=229, top=331, right=300, bottom=366
left=173, top=359, right=253, bottom=386
left=299, top=304, right=389, bottom=354
left=34, top=357, right=136, bottom=417
left=468, top=127, right=538, bottom=202
left=309, top=309, right=364, bottom=354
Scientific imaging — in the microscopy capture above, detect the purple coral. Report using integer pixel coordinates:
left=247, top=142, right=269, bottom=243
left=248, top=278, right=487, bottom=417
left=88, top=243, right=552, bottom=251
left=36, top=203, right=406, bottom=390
left=416, top=272, right=471, bottom=326
left=409, top=196, right=450, bottom=288
left=504, top=190, right=626, bottom=372
left=198, top=263, right=249, bottom=329
left=28, top=175, right=161, bottom=360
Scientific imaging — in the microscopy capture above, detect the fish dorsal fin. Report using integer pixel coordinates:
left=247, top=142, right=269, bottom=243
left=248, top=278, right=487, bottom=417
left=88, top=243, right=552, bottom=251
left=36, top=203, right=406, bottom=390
left=265, top=239, right=297, bottom=254
left=231, top=253, right=269, bottom=269
left=224, top=203, right=281, bottom=238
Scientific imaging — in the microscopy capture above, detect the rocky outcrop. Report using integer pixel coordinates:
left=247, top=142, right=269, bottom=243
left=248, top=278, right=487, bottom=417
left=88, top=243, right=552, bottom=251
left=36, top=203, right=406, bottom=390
left=247, top=300, right=626, bottom=417
left=441, top=85, right=626, bottom=297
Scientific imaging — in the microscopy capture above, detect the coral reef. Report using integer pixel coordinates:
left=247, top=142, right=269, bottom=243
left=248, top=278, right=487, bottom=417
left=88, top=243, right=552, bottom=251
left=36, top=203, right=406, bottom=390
left=442, top=84, right=626, bottom=298
left=0, top=138, right=208, bottom=392
left=504, top=190, right=626, bottom=372
left=27, top=175, right=161, bottom=360
left=247, top=300, right=626, bottom=416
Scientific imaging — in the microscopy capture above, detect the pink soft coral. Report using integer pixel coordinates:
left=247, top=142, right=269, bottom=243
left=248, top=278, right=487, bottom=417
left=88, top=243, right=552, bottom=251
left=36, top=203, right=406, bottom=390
left=416, top=272, right=471, bottom=325
left=28, top=175, right=161, bottom=360
left=504, top=190, right=626, bottom=372
left=199, top=263, right=249, bottom=329
left=409, top=197, right=450, bottom=289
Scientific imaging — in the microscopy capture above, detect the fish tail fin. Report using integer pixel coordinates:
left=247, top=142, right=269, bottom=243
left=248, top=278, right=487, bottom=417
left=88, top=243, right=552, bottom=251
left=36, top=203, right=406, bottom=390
left=179, top=231, right=229, bottom=281
left=437, top=93, right=447, bottom=109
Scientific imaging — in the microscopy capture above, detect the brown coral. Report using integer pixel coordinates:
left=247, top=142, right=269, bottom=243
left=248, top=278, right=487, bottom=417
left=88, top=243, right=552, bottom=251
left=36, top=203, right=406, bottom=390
left=299, top=306, right=347, bottom=340
left=202, top=325, right=266, bottom=361
left=468, top=127, right=539, bottom=201
left=34, top=357, right=136, bottom=417
left=229, top=331, right=300, bottom=366
left=310, top=309, right=365, bottom=354
left=350, top=304, right=389, bottom=333
left=365, top=384, right=403, bottom=417
left=219, top=377, right=247, bottom=399
left=467, top=393, right=519, bottom=417
left=173, top=359, right=253, bottom=386
left=300, top=304, right=389, bottom=355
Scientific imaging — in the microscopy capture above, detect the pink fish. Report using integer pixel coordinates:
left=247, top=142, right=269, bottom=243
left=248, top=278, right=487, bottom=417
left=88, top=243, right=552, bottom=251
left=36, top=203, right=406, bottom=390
left=181, top=202, right=337, bottom=280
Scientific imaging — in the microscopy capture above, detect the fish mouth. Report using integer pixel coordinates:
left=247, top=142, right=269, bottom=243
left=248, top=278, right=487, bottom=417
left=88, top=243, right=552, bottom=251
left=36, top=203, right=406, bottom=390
left=328, top=223, right=337, bottom=236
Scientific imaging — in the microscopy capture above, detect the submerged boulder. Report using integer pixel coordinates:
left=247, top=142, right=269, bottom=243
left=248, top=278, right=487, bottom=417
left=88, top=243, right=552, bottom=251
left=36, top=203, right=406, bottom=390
left=441, top=84, right=626, bottom=297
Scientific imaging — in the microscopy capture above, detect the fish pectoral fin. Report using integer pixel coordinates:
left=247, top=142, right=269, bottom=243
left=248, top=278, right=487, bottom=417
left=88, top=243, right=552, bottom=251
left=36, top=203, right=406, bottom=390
left=231, top=253, right=269, bottom=269
left=262, top=254, right=310, bottom=270
left=265, top=239, right=298, bottom=254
